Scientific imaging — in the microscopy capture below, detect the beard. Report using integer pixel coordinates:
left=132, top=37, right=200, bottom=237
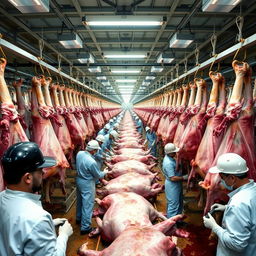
left=32, top=175, right=42, bottom=193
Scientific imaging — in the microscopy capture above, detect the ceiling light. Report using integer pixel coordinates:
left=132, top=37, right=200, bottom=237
left=77, top=53, right=95, bottom=63
left=142, top=81, right=150, bottom=86
left=169, top=32, right=194, bottom=48
left=59, top=32, right=83, bottom=49
left=8, top=0, right=49, bottom=13
left=157, top=53, right=175, bottom=63
left=145, top=76, right=155, bottom=80
left=202, top=0, right=242, bottom=12
left=112, top=70, right=140, bottom=74
left=116, top=79, right=137, bottom=82
left=105, top=55, right=146, bottom=59
left=151, top=66, right=163, bottom=72
left=97, top=76, right=107, bottom=80
left=118, top=86, right=134, bottom=88
left=88, top=66, right=101, bottom=73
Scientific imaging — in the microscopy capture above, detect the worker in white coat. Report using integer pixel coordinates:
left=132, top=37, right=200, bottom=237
left=162, top=143, right=188, bottom=218
left=97, top=123, right=110, bottom=136
left=76, top=140, right=108, bottom=234
left=145, top=126, right=157, bottom=157
left=0, top=142, right=73, bottom=256
left=203, top=153, right=256, bottom=256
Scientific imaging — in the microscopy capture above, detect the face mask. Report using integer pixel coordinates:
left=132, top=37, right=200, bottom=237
left=220, top=179, right=233, bottom=191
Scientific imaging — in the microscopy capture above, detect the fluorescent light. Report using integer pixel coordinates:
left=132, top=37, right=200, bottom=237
left=145, top=76, right=155, bottom=80
left=86, top=21, right=162, bottom=26
left=169, top=33, right=194, bottom=48
left=151, top=66, right=163, bottom=72
left=116, top=79, right=137, bottom=83
left=202, top=0, right=242, bottom=12
left=118, top=86, right=134, bottom=88
left=8, top=0, right=49, bottom=12
left=59, top=33, right=83, bottom=49
left=157, top=53, right=174, bottom=63
left=88, top=66, right=101, bottom=73
left=112, top=70, right=140, bottom=74
left=142, top=81, right=150, bottom=86
left=77, top=53, right=94, bottom=63
left=97, top=76, right=107, bottom=80
left=105, top=55, right=146, bottom=59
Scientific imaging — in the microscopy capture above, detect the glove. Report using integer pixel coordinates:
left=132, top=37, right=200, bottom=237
left=203, top=213, right=219, bottom=230
left=211, top=203, right=226, bottom=212
left=58, top=221, right=73, bottom=237
left=103, top=167, right=108, bottom=174
left=182, top=174, right=188, bottom=181
left=106, top=156, right=111, bottom=161
left=53, top=218, right=67, bottom=226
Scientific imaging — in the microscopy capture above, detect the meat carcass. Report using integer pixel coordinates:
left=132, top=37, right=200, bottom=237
left=190, top=72, right=226, bottom=179
left=111, top=147, right=150, bottom=156
left=97, top=172, right=163, bottom=198
left=173, top=82, right=197, bottom=146
left=109, top=153, right=157, bottom=164
left=78, top=215, right=188, bottom=256
left=177, top=78, right=208, bottom=162
left=105, top=160, right=156, bottom=178
left=0, top=59, right=28, bottom=191
left=114, top=141, right=144, bottom=149
left=92, top=192, right=167, bottom=242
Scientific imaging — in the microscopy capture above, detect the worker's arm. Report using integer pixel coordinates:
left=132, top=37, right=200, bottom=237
left=24, top=216, right=72, bottom=256
left=170, top=176, right=184, bottom=182
left=89, top=162, right=106, bottom=179
left=212, top=202, right=251, bottom=252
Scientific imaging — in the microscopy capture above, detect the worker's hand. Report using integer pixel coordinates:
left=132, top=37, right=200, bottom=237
left=53, top=218, right=67, bottom=226
left=58, top=220, right=73, bottom=237
left=203, top=213, right=218, bottom=230
left=211, top=203, right=226, bottom=212
left=182, top=174, right=188, bottom=181
left=103, top=167, right=108, bottom=174
left=106, top=156, right=111, bottom=161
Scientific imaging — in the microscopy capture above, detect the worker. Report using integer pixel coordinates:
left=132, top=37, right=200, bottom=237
left=76, top=140, right=108, bottom=234
left=113, top=122, right=119, bottom=131
left=97, top=123, right=110, bottom=136
left=0, top=142, right=73, bottom=256
left=145, top=126, right=157, bottom=157
left=203, top=153, right=256, bottom=256
left=102, top=130, right=118, bottom=152
left=95, top=134, right=106, bottom=169
left=162, top=143, right=188, bottom=218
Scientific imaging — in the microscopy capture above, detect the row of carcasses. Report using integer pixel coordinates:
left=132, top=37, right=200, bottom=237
left=135, top=60, right=256, bottom=213
left=0, top=58, right=120, bottom=200
left=77, top=111, right=189, bottom=255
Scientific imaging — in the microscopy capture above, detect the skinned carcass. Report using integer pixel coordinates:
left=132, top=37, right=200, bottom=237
left=109, top=153, right=157, bottom=164
left=114, top=141, right=144, bottom=149
left=0, top=59, right=28, bottom=191
left=111, top=147, right=150, bottom=156
left=91, top=192, right=167, bottom=242
left=105, top=160, right=156, bottom=178
left=97, top=172, right=163, bottom=198
left=77, top=215, right=189, bottom=256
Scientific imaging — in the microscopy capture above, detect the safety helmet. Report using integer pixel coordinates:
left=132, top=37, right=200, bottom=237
left=110, top=130, right=119, bottom=139
left=209, top=153, right=248, bottom=175
left=164, top=143, right=180, bottom=154
left=113, top=123, right=119, bottom=128
left=145, top=126, right=150, bottom=132
left=86, top=140, right=101, bottom=151
left=105, top=124, right=110, bottom=130
left=96, top=134, right=105, bottom=143
left=1, top=142, right=56, bottom=175
left=113, top=117, right=117, bottom=120
left=109, top=119, right=114, bottom=123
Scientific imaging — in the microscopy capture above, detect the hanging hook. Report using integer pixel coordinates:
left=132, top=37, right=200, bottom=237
left=0, top=34, right=7, bottom=59
left=236, top=16, right=244, bottom=43
left=210, top=33, right=217, bottom=57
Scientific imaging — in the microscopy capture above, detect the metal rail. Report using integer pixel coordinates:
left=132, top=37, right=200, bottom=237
left=0, top=38, right=119, bottom=103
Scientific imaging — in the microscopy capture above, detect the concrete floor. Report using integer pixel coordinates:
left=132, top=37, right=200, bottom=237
left=52, top=164, right=217, bottom=256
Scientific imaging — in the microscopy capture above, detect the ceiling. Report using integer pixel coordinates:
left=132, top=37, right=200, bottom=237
left=0, top=0, right=256, bottom=104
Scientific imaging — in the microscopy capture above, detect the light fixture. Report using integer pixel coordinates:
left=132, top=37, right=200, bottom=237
left=77, top=53, right=95, bottom=63
left=59, top=32, right=83, bottom=49
left=202, top=0, right=242, bottom=12
left=142, top=81, right=150, bottom=86
left=111, top=70, right=140, bottom=74
left=96, top=76, right=107, bottom=80
left=8, top=0, right=49, bottom=13
left=157, top=53, right=175, bottom=63
left=105, top=55, right=146, bottom=59
left=145, top=76, right=155, bottom=80
left=118, top=85, right=134, bottom=88
left=88, top=66, right=101, bottom=73
left=116, top=79, right=137, bottom=83
left=151, top=66, right=163, bottom=72
left=169, top=32, right=194, bottom=48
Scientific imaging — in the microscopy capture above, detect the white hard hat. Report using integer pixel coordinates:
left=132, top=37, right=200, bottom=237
left=145, top=126, right=150, bottom=132
left=209, top=153, right=248, bottom=175
left=105, top=124, right=110, bottom=130
left=113, top=117, right=117, bottom=120
left=164, top=143, right=180, bottom=154
left=96, top=134, right=105, bottom=143
left=110, top=130, right=119, bottom=139
left=113, top=123, right=119, bottom=128
left=109, top=119, right=114, bottom=123
left=86, top=140, right=101, bottom=151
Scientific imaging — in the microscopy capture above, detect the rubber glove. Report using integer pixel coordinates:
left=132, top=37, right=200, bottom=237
left=211, top=203, right=226, bottom=212
left=58, top=221, right=73, bottom=237
left=203, top=213, right=219, bottom=230
left=53, top=218, right=67, bottom=226
left=182, top=174, right=188, bottom=180
left=103, top=167, right=108, bottom=174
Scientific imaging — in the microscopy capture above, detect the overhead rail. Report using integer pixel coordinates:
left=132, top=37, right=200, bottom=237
left=134, top=32, right=256, bottom=104
left=0, top=37, right=120, bottom=104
